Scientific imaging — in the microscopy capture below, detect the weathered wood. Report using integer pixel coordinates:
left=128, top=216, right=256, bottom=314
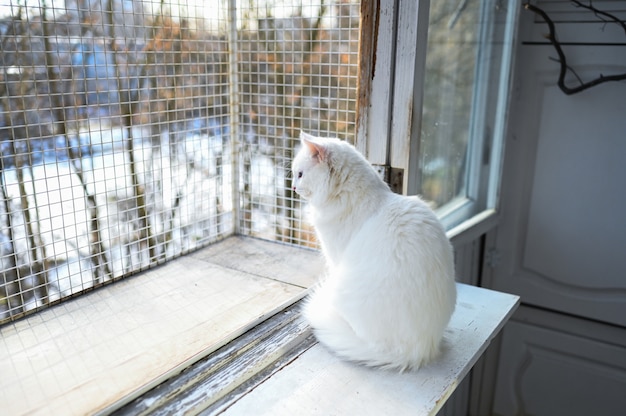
left=113, top=303, right=316, bottom=416
left=221, top=284, right=519, bottom=416
left=355, top=0, right=396, bottom=164
left=0, top=237, right=319, bottom=416
left=191, top=236, right=322, bottom=288
left=389, top=0, right=430, bottom=196
left=1, top=237, right=518, bottom=416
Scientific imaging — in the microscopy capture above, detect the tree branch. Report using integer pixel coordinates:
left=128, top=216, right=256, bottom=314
left=570, top=0, right=626, bottom=35
left=524, top=2, right=626, bottom=95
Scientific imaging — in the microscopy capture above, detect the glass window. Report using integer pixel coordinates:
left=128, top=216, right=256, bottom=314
left=418, top=0, right=518, bottom=229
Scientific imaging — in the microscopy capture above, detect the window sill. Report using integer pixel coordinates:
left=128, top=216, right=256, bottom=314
left=220, top=284, right=519, bottom=416
left=117, top=283, right=519, bottom=416
left=0, top=236, right=322, bottom=416
left=2, top=231, right=517, bottom=416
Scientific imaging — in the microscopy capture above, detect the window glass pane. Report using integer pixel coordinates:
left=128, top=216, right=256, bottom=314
left=420, top=0, right=480, bottom=208
left=419, top=0, right=516, bottom=224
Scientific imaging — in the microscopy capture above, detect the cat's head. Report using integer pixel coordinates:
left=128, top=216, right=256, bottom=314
left=292, top=131, right=367, bottom=205
left=292, top=132, right=339, bottom=203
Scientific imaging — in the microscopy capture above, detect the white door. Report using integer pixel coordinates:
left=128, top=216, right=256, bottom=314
left=481, top=2, right=626, bottom=415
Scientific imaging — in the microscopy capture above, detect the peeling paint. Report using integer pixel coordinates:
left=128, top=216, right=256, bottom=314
left=355, top=0, right=380, bottom=147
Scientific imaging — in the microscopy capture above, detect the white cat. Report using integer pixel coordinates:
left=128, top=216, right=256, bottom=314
left=292, top=131, right=457, bottom=371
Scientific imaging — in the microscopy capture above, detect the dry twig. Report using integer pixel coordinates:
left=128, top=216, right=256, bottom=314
left=524, top=2, right=626, bottom=95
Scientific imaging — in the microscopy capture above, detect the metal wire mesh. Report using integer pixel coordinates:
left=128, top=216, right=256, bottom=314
left=236, top=0, right=360, bottom=246
left=0, top=0, right=360, bottom=325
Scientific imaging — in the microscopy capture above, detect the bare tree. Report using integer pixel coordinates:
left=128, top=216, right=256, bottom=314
left=0, top=13, right=52, bottom=311
left=42, top=0, right=113, bottom=283
left=105, top=0, right=157, bottom=265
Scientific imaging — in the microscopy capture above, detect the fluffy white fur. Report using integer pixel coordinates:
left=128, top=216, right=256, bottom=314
left=292, top=131, right=457, bottom=371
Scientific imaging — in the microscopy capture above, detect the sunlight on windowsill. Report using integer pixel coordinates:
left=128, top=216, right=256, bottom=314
left=0, top=236, right=322, bottom=416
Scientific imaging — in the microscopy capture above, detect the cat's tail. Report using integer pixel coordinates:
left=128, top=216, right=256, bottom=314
left=303, top=289, right=438, bottom=372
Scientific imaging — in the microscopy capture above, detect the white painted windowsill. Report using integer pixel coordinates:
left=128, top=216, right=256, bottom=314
left=0, top=237, right=322, bottom=416
left=0, top=236, right=519, bottom=416
left=221, top=283, right=519, bottom=416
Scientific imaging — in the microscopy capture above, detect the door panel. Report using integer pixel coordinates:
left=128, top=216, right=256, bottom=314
left=490, top=2, right=626, bottom=326
left=492, top=308, right=626, bottom=416
left=480, top=4, right=626, bottom=415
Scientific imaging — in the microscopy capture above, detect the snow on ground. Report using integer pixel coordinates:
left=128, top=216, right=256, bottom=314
left=1, top=124, right=292, bottom=312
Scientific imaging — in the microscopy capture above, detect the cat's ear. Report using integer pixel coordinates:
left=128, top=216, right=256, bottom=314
left=300, top=131, right=328, bottom=162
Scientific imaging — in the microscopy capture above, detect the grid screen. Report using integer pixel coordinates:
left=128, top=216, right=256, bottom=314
left=236, top=0, right=359, bottom=245
left=0, top=0, right=361, bottom=325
